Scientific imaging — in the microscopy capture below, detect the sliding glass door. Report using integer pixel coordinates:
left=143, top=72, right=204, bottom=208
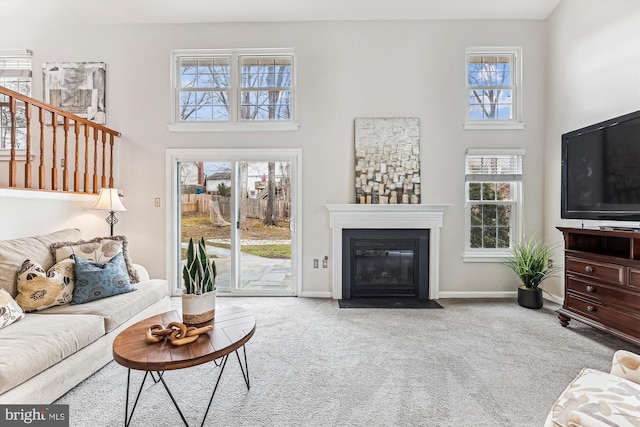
left=170, top=149, right=299, bottom=297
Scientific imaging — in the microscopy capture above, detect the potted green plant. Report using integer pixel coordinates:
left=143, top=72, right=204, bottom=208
left=181, top=237, right=217, bottom=324
left=505, top=234, right=560, bottom=309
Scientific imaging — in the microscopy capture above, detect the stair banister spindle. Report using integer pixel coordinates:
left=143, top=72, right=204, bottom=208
left=8, top=96, right=16, bottom=187
left=101, top=130, right=107, bottom=188
left=63, top=116, right=69, bottom=191
left=38, top=107, right=45, bottom=189
left=84, top=125, right=90, bottom=192
left=74, top=121, right=80, bottom=192
left=24, top=100, right=32, bottom=188
left=109, top=133, right=115, bottom=188
left=51, top=112, right=58, bottom=190
left=93, top=127, right=98, bottom=193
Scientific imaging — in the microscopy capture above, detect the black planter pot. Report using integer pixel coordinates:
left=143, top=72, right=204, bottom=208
left=517, top=286, right=543, bottom=309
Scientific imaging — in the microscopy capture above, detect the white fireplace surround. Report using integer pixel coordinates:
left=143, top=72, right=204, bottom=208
left=326, top=204, right=449, bottom=300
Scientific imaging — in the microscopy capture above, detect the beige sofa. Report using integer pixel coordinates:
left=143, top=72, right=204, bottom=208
left=0, top=229, right=171, bottom=404
left=545, top=350, right=640, bottom=427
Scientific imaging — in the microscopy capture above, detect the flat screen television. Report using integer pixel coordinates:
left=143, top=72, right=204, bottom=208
left=561, top=110, right=640, bottom=223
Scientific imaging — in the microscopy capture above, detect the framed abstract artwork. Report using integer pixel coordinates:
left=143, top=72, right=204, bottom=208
left=354, top=118, right=421, bottom=204
left=42, top=62, right=106, bottom=124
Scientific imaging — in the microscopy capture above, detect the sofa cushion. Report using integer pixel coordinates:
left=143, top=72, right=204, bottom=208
left=72, top=253, right=135, bottom=304
left=36, top=279, right=169, bottom=333
left=0, top=229, right=82, bottom=298
left=51, top=235, right=140, bottom=283
left=0, top=313, right=105, bottom=395
left=15, top=258, right=75, bottom=312
left=550, top=368, right=640, bottom=427
left=0, top=288, right=24, bottom=329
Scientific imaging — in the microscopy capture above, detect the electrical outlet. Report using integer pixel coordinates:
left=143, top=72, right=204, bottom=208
left=61, top=158, right=65, bottom=167
left=154, top=198, right=160, bottom=207
left=548, top=259, right=553, bottom=268
left=313, top=259, right=319, bottom=269
left=322, top=256, right=328, bottom=268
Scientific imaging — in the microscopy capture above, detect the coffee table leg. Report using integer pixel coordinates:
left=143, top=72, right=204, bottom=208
left=200, top=354, right=230, bottom=427
left=235, top=345, right=250, bottom=390
left=158, top=374, right=190, bottom=427
left=124, top=370, right=151, bottom=427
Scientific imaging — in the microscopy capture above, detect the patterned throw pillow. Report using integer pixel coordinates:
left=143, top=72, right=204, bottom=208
left=0, top=288, right=24, bottom=329
left=72, top=252, right=136, bottom=304
left=14, top=258, right=75, bottom=312
left=51, top=236, right=139, bottom=283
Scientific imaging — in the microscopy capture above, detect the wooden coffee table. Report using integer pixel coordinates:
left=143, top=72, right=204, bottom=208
left=112, top=306, right=256, bottom=427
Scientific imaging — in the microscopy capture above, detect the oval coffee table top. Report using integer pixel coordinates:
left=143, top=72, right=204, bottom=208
left=113, top=306, right=256, bottom=372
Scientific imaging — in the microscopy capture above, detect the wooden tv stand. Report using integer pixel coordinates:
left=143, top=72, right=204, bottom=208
left=557, top=227, right=640, bottom=346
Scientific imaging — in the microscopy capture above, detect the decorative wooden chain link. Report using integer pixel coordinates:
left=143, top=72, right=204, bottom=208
left=145, top=321, right=213, bottom=346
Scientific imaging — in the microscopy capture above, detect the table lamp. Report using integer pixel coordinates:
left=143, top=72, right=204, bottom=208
left=93, top=188, right=126, bottom=236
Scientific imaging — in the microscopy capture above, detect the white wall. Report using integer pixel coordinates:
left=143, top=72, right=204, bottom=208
left=0, top=190, right=114, bottom=240
left=0, top=18, right=548, bottom=296
left=544, top=0, right=640, bottom=298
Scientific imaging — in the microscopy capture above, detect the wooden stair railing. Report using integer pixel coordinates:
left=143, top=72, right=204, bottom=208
left=0, top=85, right=121, bottom=194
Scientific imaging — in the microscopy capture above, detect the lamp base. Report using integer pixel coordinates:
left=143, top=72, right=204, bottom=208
left=106, top=210, right=118, bottom=236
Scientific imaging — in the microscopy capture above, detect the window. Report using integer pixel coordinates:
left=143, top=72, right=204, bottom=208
left=0, top=49, right=32, bottom=149
left=465, top=47, right=523, bottom=130
left=170, top=49, right=297, bottom=131
left=464, top=149, right=524, bottom=262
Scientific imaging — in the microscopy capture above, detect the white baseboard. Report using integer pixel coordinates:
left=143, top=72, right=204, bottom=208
left=437, top=291, right=517, bottom=299
left=543, top=293, right=564, bottom=305
left=298, top=290, right=565, bottom=303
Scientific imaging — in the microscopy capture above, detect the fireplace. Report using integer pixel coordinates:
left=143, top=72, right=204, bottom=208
left=342, top=229, right=429, bottom=299
left=326, top=204, right=448, bottom=300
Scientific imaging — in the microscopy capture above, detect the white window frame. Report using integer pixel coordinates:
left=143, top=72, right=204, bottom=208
left=0, top=49, right=32, bottom=156
left=464, top=47, right=524, bottom=130
left=463, top=148, right=525, bottom=262
left=169, top=48, right=298, bottom=132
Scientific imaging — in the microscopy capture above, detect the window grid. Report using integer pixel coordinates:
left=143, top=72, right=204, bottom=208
left=177, top=57, right=231, bottom=122
left=239, top=56, right=292, bottom=121
left=465, top=48, right=521, bottom=125
left=173, top=51, right=294, bottom=125
left=0, top=51, right=32, bottom=149
left=465, top=151, right=523, bottom=256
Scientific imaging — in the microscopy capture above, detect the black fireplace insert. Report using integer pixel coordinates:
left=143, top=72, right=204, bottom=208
left=341, top=229, right=429, bottom=299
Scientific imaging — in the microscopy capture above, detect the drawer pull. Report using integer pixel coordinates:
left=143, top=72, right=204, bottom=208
left=585, top=265, right=594, bottom=273
left=587, top=305, right=596, bottom=312
left=586, top=286, right=596, bottom=293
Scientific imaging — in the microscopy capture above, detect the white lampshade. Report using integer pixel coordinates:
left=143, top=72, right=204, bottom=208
left=93, top=188, right=126, bottom=212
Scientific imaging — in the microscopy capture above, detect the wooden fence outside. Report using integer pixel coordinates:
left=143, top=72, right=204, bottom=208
left=181, top=194, right=290, bottom=221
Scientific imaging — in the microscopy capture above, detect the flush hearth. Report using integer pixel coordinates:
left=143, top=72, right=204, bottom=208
left=342, top=229, right=429, bottom=299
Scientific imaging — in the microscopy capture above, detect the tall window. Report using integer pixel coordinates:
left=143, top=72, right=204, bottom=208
left=0, top=49, right=32, bottom=149
left=171, top=49, right=296, bottom=130
left=465, top=47, right=523, bottom=130
left=464, top=149, right=524, bottom=261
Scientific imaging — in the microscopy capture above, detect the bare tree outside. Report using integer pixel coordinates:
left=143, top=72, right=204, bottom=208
left=467, top=55, right=513, bottom=120
left=263, top=162, right=277, bottom=226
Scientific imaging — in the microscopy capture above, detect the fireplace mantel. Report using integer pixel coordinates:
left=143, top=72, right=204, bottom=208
left=326, top=204, right=449, bottom=300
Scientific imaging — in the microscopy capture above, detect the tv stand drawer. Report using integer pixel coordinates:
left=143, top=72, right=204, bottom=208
left=567, top=275, right=640, bottom=310
left=566, top=256, right=624, bottom=285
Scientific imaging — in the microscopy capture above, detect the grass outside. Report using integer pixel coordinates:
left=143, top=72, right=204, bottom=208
left=181, top=212, right=291, bottom=259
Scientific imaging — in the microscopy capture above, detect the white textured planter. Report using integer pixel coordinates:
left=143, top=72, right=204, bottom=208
left=181, top=291, right=216, bottom=325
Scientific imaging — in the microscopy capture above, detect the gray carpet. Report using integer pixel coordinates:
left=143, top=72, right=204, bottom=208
left=55, top=297, right=640, bottom=426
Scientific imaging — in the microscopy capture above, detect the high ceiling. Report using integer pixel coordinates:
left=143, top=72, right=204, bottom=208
left=0, top=0, right=563, bottom=25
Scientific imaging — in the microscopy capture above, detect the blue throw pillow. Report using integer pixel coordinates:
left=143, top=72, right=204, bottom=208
left=72, top=252, right=136, bottom=304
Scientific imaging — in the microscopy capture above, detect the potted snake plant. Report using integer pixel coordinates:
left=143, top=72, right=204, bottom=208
left=505, top=234, right=560, bottom=309
left=182, top=237, right=217, bottom=324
